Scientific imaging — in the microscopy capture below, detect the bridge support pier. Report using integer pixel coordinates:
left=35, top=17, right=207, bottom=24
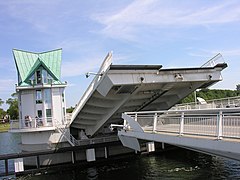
left=86, top=149, right=96, bottom=162
left=147, top=142, right=155, bottom=153
left=14, top=158, right=24, bottom=173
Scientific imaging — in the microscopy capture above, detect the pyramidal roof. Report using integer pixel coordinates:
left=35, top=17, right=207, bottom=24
left=13, top=49, right=62, bottom=85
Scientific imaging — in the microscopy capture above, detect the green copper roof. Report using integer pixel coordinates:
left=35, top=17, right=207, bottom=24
left=13, top=49, right=62, bottom=85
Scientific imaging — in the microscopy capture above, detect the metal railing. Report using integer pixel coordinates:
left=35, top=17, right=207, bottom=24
left=75, top=136, right=119, bottom=146
left=201, top=53, right=225, bottom=67
left=55, top=125, right=76, bottom=146
left=124, top=110, right=240, bottom=139
left=55, top=123, right=119, bottom=147
left=9, top=115, right=74, bottom=131
left=55, top=118, right=119, bottom=147
left=10, top=117, right=56, bottom=130
left=171, top=96, right=240, bottom=111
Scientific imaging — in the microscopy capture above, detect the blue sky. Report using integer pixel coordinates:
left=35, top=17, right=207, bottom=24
left=1, top=0, right=240, bottom=110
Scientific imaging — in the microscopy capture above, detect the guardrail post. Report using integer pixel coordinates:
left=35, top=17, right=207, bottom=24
left=134, top=113, right=138, bottom=122
left=153, top=113, right=157, bottom=133
left=36, top=155, right=40, bottom=169
left=217, top=111, right=223, bottom=140
left=179, top=112, right=184, bottom=136
left=5, top=159, right=8, bottom=176
left=72, top=151, right=76, bottom=164
left=123, top=113, right=127, bottom=129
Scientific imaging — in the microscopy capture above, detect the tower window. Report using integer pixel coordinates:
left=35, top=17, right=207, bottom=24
left=46, top=109, right=52, bottom=124
left=42, top=69, right=48, bottom=84
left=36, top=70, right=42, bottom=84
left=46, top=109, right=52, bottom=117
left=44, top=89, right=51, bottom=104
left=36, top=90, right=42, bottom=103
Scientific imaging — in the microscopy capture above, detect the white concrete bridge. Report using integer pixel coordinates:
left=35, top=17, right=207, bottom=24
left=70, top=53, right=227, bottom=137
left=9, top=51, right=240, bottom=162
left=118, top=108, right=240, bottom=161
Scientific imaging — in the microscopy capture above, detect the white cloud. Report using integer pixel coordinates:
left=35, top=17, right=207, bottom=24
left=93, top=0, right=240, bottom=41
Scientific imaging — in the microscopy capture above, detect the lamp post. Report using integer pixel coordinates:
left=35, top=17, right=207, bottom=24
left=85, top=72, right=103, bottom=78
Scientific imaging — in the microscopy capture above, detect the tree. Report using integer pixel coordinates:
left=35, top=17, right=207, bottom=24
left=0, top=98, right=6, bottom=120
left=0, top=109, right=6, bottom=120
left=66, top=106, right=74, bottom=113
left=6, top=93, right=19, bottom=120
left=181, top=89, right=240, bottom=104
left=0, top=98, right=4, bottom=106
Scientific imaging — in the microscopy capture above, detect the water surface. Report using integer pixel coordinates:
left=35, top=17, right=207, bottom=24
left=1, top=132, right=240, bottom=179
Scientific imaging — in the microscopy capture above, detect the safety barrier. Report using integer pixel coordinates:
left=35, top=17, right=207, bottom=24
left=125, top=110, right=240, bottom=139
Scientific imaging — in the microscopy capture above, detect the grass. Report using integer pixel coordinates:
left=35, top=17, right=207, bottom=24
left=0, top=123, right=10, bottom=132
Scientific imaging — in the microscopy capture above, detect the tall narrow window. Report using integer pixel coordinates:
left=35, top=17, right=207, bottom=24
left=36, top=70, right=42, bottom=84
left=37, top=110, right=42, bottom=118
left=47, top=74, right=53, bottom=84
left=62, top=93, right=64, bottom=102
left=42, top=69, right=48, bottom=84
left=36, top=90, right=42, bottom=103
left=44, top=89, right=51, bottom=104
left=46, top=109, right=52, bottom=117
left=46, top=109, right=52, bottom=124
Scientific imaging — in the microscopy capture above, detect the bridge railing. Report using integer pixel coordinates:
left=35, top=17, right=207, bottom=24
left=171, top=96, right=240, bottom=111
left=10, top=117, right=54, bottom=130
left=125, top=110, right=240, bottom=139
left=75, top=135, right=119, bottom=146
left=201, top=53, right=225, bottom=67
left=222, top=114, right=240, bottom=138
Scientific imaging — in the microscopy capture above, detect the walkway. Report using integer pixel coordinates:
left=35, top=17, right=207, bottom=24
left=118, top=108, right=240, bottom=161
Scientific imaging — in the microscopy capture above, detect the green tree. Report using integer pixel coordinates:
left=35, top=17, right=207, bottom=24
left=181, top=89, right=240, bottom=104
left=6, top=93, right=19, bottom=120
left=0, top=109, right=6, bottom=119
left=66, top=106, right=74, bottom=113
left=0, top=98, right=4, bottom=106
left=0, top=98, right=6, bottom=119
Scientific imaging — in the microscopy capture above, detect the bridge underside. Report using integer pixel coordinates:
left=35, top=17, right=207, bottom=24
left=71, top=61, right=227, bottom=136
left=118, top=130, right=240, bottom=161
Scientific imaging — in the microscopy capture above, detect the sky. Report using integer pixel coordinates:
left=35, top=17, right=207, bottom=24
left=0, top=0, right=240, bottom=110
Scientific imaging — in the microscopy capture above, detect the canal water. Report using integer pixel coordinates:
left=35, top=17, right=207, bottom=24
left=0, top=132, right=240, bottom=179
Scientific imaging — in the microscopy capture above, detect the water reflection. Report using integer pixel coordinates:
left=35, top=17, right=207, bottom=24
left=0, top=132, right=21, bottom=155
left=0, top=132, right=240, bottom=179
left=0, top=132, right=21, bottom=175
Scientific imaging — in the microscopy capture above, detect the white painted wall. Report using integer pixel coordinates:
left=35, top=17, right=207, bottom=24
left=21, top=131, right=52, bottom=144
left=19, top=87, right=66, bottom=127
left=21, top=90, right=35, bottom=119
left=21, top=131, right=67, bottom=144
left=52, top=88, right=62, bottom=125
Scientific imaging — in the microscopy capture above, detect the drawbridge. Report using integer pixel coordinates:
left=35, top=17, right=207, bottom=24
left=70, top=53, right=227, bottom=136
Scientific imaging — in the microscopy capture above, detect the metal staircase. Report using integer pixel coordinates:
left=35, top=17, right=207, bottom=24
left=55, top=118, right=119, bottom=147
left=55, top=124, right=76, bottom=146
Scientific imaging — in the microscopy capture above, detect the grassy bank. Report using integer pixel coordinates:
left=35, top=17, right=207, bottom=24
left=0, top=123, right=10, bottom=132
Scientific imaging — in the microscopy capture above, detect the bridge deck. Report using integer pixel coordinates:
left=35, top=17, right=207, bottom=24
left=70, top=53, right=227, bottom=136
left=119, top=109, right=240, bottom=161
